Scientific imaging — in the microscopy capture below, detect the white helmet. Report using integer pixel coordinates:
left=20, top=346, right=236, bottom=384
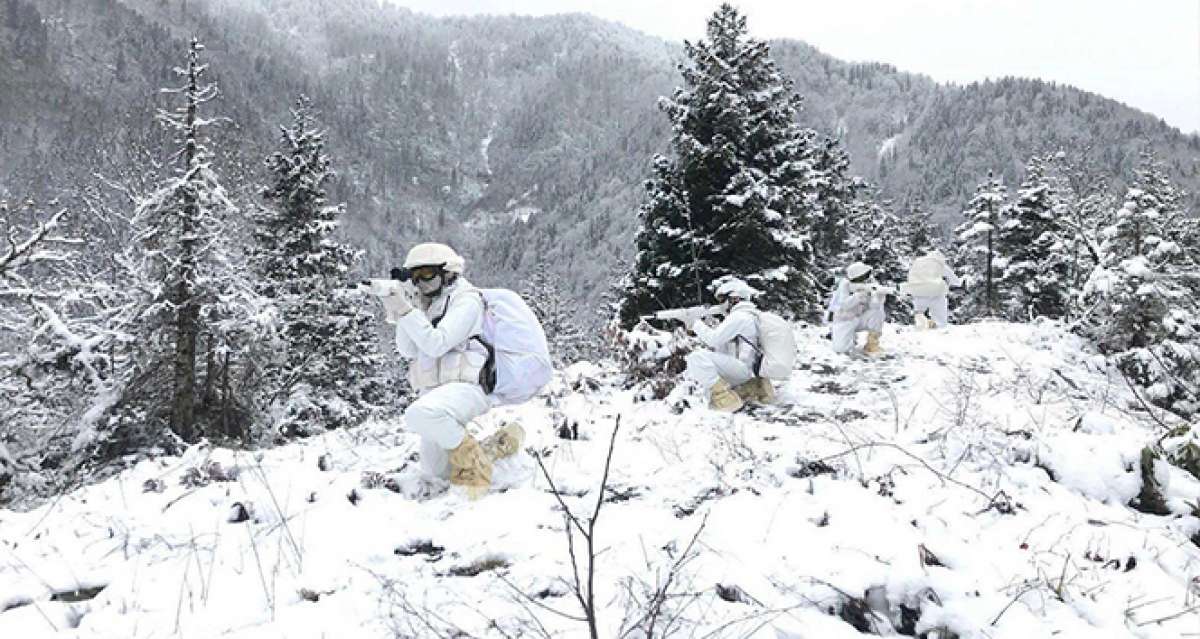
left=846, top=262, right=872, bottom=281
left=714, top=277, right=759, bottom=301
left=403, top=243, right=465, bottom=274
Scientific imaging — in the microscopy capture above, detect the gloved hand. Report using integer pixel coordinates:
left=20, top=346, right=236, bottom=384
left=380, top=289, right=414, bottom=323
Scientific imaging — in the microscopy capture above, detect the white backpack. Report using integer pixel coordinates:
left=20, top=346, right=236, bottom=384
left=749, top=310, right=796, bottom=380
left=901, top=255, right=950, bottom=297
left=473, top=289, right=553, bottom=405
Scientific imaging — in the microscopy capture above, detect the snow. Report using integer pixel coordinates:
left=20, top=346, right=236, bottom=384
left=877, top=135, right=898, bottom=162
left=510, top=206, right=540, bottom=224
left=3, top=322, right=1200, bottom=637
left=480, top=121, right=496, bottom=177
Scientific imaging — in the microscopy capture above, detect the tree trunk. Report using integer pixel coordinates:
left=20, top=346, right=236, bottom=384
left=985, top=226, right=994, bottom=316
left=169, top=40, right=202, bottom=443
left=202, top=331, right=217, bottom=409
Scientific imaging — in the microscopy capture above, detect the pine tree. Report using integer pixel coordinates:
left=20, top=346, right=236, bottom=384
left=131, top=38, right=241, bottom=442
left=1080, top=151, right=1200, bottom=415
left=995, top=155, right=1071, bottom=320
left=1049, top=151, right=1111, bottom=322
left=952, top=172, right=1008, bottom=318
left=619, top=4, right=820, bottom=325
left=253, top=96, right=388, bottom=437
left=902, top=196, right=940, bottom=255
left=808, top=136, right=864, bottom=277
left=522, top=260, right=589, bottom=366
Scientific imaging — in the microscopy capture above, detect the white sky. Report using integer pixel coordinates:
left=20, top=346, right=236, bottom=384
left=386, top=0, right=1200, bottom=135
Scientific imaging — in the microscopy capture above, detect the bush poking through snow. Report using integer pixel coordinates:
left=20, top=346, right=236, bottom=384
left=1162, top=424, right=1200, bottom=481
left=444, top=556, right=510, bottom=578
left=393, top=540, right=445, bottom=561
left=1132, top=446, right=1171, bottom=515
left=787, top=457, right=838, bottom=479
left=179, top=460, right=240, bottom=488
left=611, top=325, right=693, bottom=397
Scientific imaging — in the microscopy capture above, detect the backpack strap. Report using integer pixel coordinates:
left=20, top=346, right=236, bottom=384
left=733, top=309, right=764, bottom=376
left=429, top=288, right=497, bottom=394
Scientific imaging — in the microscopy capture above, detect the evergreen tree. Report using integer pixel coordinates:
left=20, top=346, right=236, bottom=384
left=1080, top=151, right=1200, bottom=415
left=619, top=4, right=820, bottom=325
left=952, top=172, right=1008, bottom=318
left=253, top=96, right=388, bottom=437
left=522, top=260, right=589, bottom=367
left=133, top=38, right=240, bottom=442
left=902, top=196, right=940, bottom=255
left=808, top=136, right=864, bottom=277
left=1048, top=151, right=1111, bottom=321
left=995, top=155, right=1071, bottom=320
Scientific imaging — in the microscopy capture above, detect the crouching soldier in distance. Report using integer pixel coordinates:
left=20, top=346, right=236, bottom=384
left=681, top=278, right=774, bottom=413
left=826, top=262, right=892, bottom=356
left=376, top=242, right=523, bottom=499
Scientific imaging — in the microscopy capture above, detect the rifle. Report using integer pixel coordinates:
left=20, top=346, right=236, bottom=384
left=358, top=267, right=414, bottom=297
left=642, top=305, right=724, bottom=326
left=848, top=282, right=897, bottom=297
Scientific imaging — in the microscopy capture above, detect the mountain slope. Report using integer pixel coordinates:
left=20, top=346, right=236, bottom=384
left=4, top=0, right=1198, bottom=309
left=2, top=321, right=1198, bottom=637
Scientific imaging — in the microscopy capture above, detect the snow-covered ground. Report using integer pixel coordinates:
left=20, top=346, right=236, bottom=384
left=3, top=322, right=1200, bottom=638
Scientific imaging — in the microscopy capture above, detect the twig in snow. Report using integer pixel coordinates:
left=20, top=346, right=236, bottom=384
left=532, top=416, right=621, bottom=639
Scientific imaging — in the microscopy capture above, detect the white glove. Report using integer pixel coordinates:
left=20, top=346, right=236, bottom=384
left=380, top=289, right=414, bottom=323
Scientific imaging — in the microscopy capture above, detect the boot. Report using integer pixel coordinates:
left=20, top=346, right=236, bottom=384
left=864, top=331, right=883, bottom=356
left=481, top=423, right=526, bottom=462
left=448, top=435, right=492, bottom=500
left=913, top=312, right=931, bottom=330
left=735, top=377, right=775, bottom=405
left=709, top=380, right=744, bottom=413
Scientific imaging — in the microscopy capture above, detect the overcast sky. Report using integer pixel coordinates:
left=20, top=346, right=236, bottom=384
left=386, top=0, right=1200, bottom=135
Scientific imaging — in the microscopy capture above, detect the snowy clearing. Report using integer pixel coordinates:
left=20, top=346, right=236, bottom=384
left=3, top=322, right=1199, bottom=638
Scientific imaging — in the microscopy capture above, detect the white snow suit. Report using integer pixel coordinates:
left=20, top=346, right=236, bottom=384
left=684, top=301, right=759, bottom=394
left=826, top=279, right=886, bottom=354
left=394, top=277, right=491, bottom=478
left=904, top=256, right=962, bottom=327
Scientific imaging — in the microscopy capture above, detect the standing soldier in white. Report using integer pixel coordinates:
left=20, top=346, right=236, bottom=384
left=900, top=250, right=961, bottom=329
left=681, top=278, right=773, bottom=412
left=826, top=262, right=891, bottom=355
left=376, top=243, right=523, bottom=499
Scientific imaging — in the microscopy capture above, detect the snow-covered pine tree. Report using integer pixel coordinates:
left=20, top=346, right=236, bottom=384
left=1079, top=151, right=1200, bottom=415
left=808, top=136, right=864, bottom=278
left=1046, top=150, right=1112, bottom=322
left=952, top=172, right=1008, bottom=319
left=253, top=95, right=388, bottom=438
left=995, top=155, right=1071, bottom=321
left=135, top=38, right=241, bottom=442
left=521, top=259, right=589, bottom=367
left=619, top=4, right=820, bottom=325
left=902, top=196, right=940, bottom=255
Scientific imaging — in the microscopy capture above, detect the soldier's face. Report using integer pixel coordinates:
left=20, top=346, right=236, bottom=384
left=416, top=274, right=444, bottom=297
